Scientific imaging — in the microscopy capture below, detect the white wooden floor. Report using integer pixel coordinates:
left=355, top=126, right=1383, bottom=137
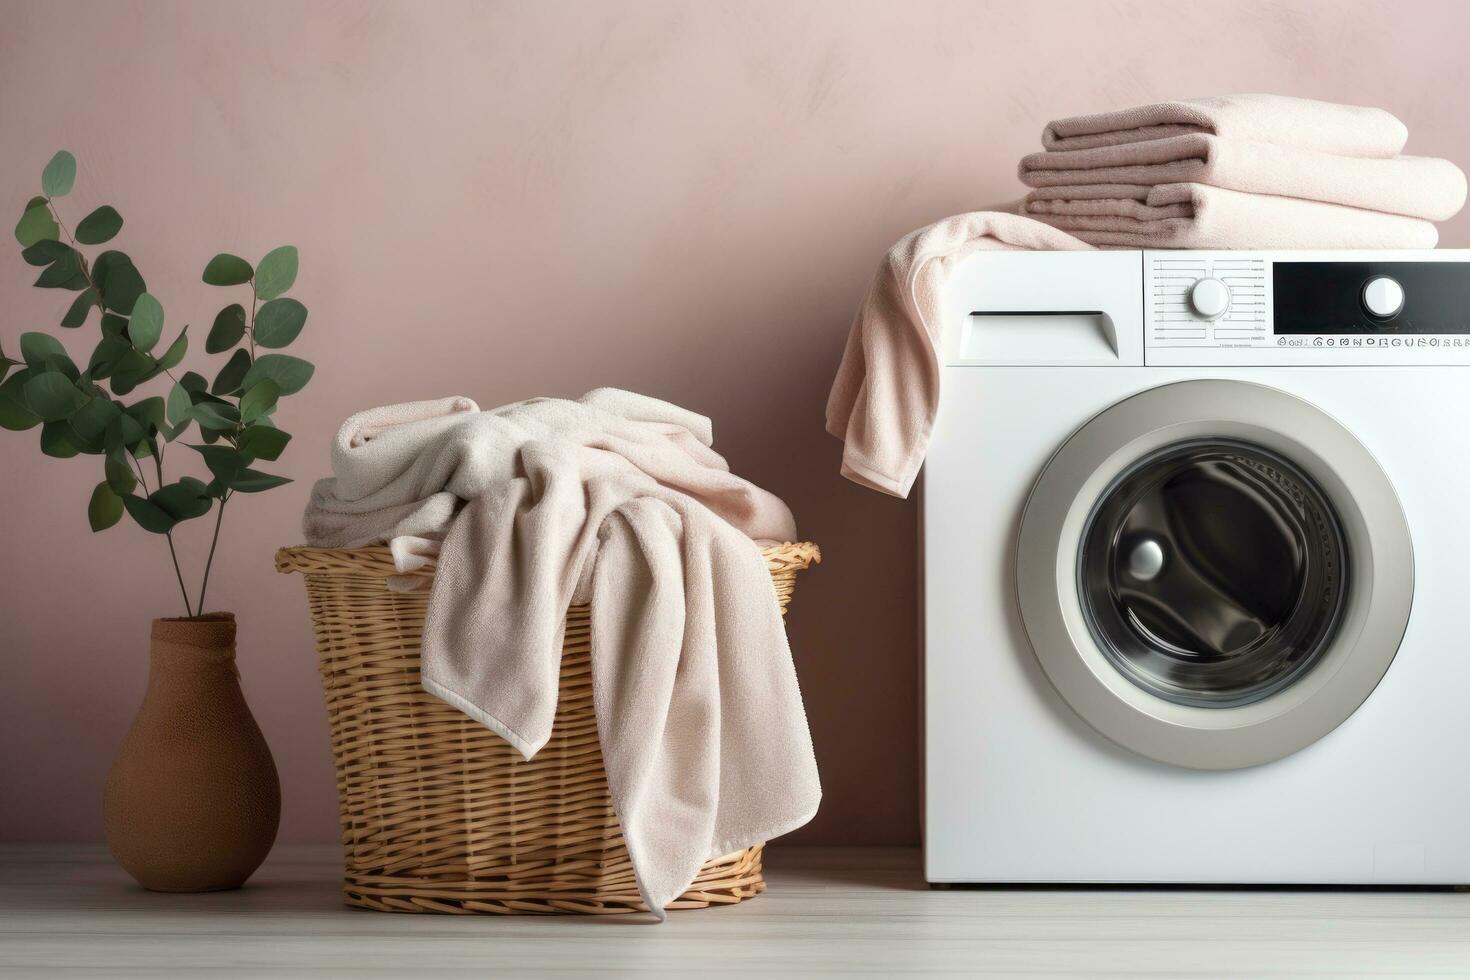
left=2, top=845, right=1469, bottom=978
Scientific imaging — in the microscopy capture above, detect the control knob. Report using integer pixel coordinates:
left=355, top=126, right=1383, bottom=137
left=1362, top=276, right=1404, bottom=319
left=1189, top=277, right=1231, bottom=319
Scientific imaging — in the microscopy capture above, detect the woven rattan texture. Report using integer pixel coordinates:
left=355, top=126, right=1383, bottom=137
left=276, top=542, right=819, bottom=914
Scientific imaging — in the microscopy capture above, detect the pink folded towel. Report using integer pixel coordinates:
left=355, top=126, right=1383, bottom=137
left=1042, top=94, right=1408, bottom=158
left=1020, top=134, right=1467, bottom=221
left=825, top=213, right=1090, bottom=497
left=1023, top=183, right=1439, bottom=249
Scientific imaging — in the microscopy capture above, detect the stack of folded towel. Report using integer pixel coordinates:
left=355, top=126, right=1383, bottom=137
left=1017, top=94, right=1466, bottom=248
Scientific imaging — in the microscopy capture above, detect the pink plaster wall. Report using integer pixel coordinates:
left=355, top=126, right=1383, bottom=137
left=4, top=0, right=1469, bottom=845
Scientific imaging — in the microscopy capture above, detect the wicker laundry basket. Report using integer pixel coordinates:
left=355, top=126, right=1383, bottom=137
left=275, top=541, right=819, bottom=915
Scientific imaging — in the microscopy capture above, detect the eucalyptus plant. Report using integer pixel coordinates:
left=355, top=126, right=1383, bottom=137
left=1, top=151, right=313, bottom=617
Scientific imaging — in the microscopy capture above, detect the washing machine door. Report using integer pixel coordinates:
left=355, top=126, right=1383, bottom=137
left=1017, top=380, right=1412, bottom=769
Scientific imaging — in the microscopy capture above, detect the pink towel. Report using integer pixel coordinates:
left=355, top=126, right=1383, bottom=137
left=825, top=213, right=1090, bottom=497
left=1023, top=183, right=1438, bottom=249
left=1042, top=94, right=1408, bottom=158
left=304, top=390, right=819, bottom=919
left=1020, top=135, right=1467, bottom=221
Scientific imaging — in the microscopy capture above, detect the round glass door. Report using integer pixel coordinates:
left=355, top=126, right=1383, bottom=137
left=1015, top=380, right=1413, bottom=770
left=1078, top=440, right=1348, bottom=708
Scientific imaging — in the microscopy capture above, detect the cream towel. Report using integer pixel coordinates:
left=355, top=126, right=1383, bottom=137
left=825, top=212, right=1091, bottom=497
left=303, top=389, right=819, bottom=920
left=1041, top=94, right=1408, bottom=157
left=1020, top=134, right=1467, bottom=221
left=1023, top=183, right=1439, bottom=249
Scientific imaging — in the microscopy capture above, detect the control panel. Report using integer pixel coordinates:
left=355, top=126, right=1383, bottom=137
left=1144, top=250, right=1470, bottom=365
left=1150, top=255, right=1268, bottom=345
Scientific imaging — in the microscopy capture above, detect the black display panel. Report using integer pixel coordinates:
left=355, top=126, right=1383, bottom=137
left=1273, top=262, right=1470, bottom=334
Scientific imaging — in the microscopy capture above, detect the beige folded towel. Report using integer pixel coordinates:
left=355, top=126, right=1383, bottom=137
left=1023, top=183, right=1438, bottom=249
left=304, top=390, right=819, bottom=920
left=1042, top=94, right=1408, bottom=158
left=825, top=213, right=1090, bottom=497
left=1020, top=134, right=1467, bottom=221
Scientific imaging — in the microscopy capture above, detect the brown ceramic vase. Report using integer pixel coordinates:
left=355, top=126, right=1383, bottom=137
left=103, top=612, right=281, bottom=892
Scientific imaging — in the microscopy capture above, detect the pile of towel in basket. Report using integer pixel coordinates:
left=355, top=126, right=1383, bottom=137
left=303, top=389, right=819, bottom=920
left=827, top=94, right=1469, bottom=497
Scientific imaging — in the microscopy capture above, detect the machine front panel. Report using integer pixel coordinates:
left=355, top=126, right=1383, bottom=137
left=1143, top=250, right=1470, bottom=366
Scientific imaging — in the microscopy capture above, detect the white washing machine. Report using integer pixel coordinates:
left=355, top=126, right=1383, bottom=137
left=922, top=249, right=1470, bottom=885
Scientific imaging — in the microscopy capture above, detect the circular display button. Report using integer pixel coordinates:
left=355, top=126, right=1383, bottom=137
left=1362, top=276, right=1404, bottom=319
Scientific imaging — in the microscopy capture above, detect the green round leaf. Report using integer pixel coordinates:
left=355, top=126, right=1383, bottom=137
left=19, top=332, right=67, bottom=368
left=41, top=150, right=77, bottom=198
left=152, top=480, right=213, bottom=521
left=253, top=298, right=307, bottom=348
left=202, top=253, right=253, bottom=286
left=88, top=481, right=124, bottom=531
left=0, top=370, right=41, bottom=431
left=125, top=396, right=167, bottom=437
left=253, top=245, right=298, bottom=301
left=40, top=419, right=82, bottom=458
left=211, top=348, right=252, bottom=396
left=239, top=424, right=291, bottom=462
left=14, top=204, right=58, bottom=247
left=241, top=353, right=314, bottom=396
left=61, top=288, right=99, bottom=328
left=23, top=371, right=88, bottom=421
left=128, top=293, right=164, bottom=352
left=191, top=400, right=240, bottom=431
left=206, top=304, right=247, bottom=353
left=19, top=333, right=78, bottom=381
left=69, top=396, right=122, bottom=449
left=189, top=443, right=246, bottom=484
left=105, top=451, right=137, bottom=494
left=122, top=494, right=177, bottom=534
left=239, top=380, right=280, bottom=423
left=33, top=249, right=86, bottom=289
left=21, top=239, right=70, bottom=267
left=107, top=349, right=155, bottom=396
left=87, top=336, right=131, bottom=380
left=75, top=205, right=123, bottom=245
left=93, top=251, right=146, bottom=314
left=105, top=409, right=146, bottom=452
left=166, top=381, right=193, bottom=427
left=156, top=328, right=189, bottom=371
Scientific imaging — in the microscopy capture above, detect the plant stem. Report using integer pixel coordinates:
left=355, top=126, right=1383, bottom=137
left=196, top=491, right=228, bottom=614
left=248, top=282, right=258, bottom=359
left=165, top=531, right=194, bottom=618
left=127, top=451, right=150, bottom=496
left=146, top=449, right=193, bottom=617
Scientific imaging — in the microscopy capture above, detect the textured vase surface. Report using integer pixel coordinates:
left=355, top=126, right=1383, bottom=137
left=103, top=612, right=281, bottom=892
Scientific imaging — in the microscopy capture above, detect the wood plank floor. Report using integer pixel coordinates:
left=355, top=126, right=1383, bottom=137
left=2, top=845, right=1468, bottom=977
